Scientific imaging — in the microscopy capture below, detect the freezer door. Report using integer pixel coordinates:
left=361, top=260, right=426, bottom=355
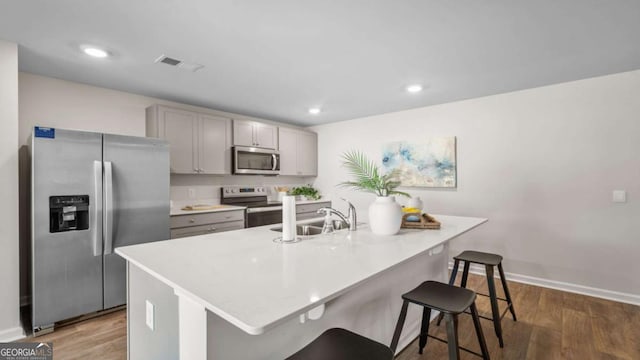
left=102, top=134, right=170, bottom=309
left=31, top=128, right=104, bottom=329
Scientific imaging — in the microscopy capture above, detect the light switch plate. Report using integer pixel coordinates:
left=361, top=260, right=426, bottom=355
left=146, top=300, right=155, bottom=331
left=612, top=190, right=627, bottom=203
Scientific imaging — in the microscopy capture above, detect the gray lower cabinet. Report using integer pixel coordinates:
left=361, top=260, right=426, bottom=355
left=296, top=201, right=331, bottom=220
left=170, top=210, right=245, bottom=239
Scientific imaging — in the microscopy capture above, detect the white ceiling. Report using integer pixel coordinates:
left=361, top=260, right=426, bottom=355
left=1, top=1, right=640, bottom=126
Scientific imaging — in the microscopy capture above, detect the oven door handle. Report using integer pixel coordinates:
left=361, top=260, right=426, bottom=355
left=247, top=206, right=283, bottom=213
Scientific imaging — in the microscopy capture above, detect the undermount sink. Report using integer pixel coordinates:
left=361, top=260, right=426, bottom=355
left=270, top=224, right=324, bottom=236
left=270, top=220, right=352, bottom=237
left=303, top=219, right=350, bottom=230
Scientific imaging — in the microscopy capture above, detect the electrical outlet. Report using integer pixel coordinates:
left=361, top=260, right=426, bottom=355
left=146, top=300, right=155, bottom=331
left=612, top=190, right=627, bottom=203
left=188, top=188, right=196, bottom=199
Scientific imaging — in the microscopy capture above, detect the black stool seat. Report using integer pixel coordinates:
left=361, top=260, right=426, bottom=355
left=391, top=281, right=490, bottom=359
left=403, top=281, right=476, bottom=314
left=287, top=328, right=393, bottom=360
left=454, top=250, right=503, bottom=266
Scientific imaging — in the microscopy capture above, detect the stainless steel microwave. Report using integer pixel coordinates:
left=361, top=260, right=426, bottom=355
left=233, top=146, right=280, bottom=175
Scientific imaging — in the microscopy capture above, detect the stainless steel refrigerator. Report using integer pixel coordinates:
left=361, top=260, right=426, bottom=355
left=30, top=127, right=170, bottom=335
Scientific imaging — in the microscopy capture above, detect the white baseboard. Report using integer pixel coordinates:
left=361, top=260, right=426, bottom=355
left=0, top=326, right=25, bottom=342
left=448, top=262, right=640, bottom=306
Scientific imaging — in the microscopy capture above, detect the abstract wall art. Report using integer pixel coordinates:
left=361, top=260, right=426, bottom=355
left=382, top=137, right=457, bottom=188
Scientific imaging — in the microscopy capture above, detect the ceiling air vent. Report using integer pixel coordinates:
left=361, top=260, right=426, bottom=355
left=155, top=55, right=204, bottom=72
left=157, top=55, right=181, bottom=66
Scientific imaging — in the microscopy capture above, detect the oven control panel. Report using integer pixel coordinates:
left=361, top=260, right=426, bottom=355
left=221, top=186, right=268, bottom=198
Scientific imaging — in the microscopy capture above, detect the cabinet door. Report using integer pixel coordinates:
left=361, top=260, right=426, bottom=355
left=199, top=114, right=232, bottom=174
left=297, top=131, right=318, bottom=176
left=254, top=123, right=278, bottom=149
left=233, top=120, right=255, bottom=147
left=278, top=128, right=298, bottom=175
left=159, top=107, right=198, bottom=174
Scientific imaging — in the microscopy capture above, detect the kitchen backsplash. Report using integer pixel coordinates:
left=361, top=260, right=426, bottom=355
left=170, top=174, right=316, bottom=204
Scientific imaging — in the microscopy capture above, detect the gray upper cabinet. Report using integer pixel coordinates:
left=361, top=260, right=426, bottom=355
left=146, top=105, right=232, bottom=174
left=233, top=119, right=278, bottom=149
left=278, top=127, right=318, bottom=176
left=278, top=128, right=297, bottom=175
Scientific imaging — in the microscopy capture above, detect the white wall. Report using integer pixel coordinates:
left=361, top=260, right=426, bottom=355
left=311, top=70, right=640, bottom=300
left=18, top=72, right=305, bottom=146
left=0, top=40, right=22, bottom=341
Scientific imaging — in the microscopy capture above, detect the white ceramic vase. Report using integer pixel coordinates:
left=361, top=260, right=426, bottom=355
left=368, top=196, right=403, bottom=235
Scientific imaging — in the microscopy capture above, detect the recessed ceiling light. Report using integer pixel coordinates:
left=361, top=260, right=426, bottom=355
left=308, top=108, right=321, bottom=115
left=406, top=84, right=423, bottom=93
left=83, top=47, right=109, bottom=58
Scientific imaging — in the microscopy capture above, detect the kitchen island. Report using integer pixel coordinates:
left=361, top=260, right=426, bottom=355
left=116, top=215, right=487, bottom=360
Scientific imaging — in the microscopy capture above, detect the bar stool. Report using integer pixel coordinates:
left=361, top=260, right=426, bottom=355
left=439, top=250, right=517, bottom=348
left=390, top=281, right=490, bottom=360
left=286, top=328, right=393, bottom=360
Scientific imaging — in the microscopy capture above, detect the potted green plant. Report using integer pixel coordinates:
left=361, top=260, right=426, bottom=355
left=290, top=185, right=321, bottom=201
left=339, top=150, right=409, bottom=235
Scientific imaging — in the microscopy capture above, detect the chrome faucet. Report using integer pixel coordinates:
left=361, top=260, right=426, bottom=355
left=317, top=198, right=357, bottom=232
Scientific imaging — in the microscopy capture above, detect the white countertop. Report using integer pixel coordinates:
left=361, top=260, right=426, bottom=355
left=116, top=214, right=487, bottom=335
left=170, top=205, right=246, bottom=216
left=270, top=199, right=331, bottom=205
left=170, top=199, right=330, bottom=216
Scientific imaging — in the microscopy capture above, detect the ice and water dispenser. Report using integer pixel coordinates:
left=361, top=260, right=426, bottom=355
left=49, top=195, right=89, bottom=233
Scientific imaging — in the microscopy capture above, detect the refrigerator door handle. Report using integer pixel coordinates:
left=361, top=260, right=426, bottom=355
left=93, top=161, right=103, bottom=257
left=104, top=161, right=114, bottom=255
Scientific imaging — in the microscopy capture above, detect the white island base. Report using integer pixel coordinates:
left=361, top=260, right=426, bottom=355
left=118, top=215, right=487, bottom=360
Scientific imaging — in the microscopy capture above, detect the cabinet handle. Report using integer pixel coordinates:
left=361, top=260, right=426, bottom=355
left=208, top=226, right=217, bottom=232
left=189, top=218, right=195, bottom=223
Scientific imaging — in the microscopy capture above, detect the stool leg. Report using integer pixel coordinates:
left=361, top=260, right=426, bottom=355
left=470, top=302, right=491, bottom=360
left=449, top=259, right=461, bottom=285
left=436, top=311, right=444, bottom=327
left=460, top=261, right=471, bottom=288
left=418, top=307, right=432, bottom=354
left=486, top=265, right=504, bottom=348
left=498, top=263, right=517, bottom=321
left=437, top=259, right=461, bottom=326
left=390, top=300, right=409, bottom=353
left=444, top=313, right=461, bottom=360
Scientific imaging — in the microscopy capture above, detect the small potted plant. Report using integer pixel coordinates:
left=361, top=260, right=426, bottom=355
left=339, top=150, right=409, bottom=235
left=290, top=185, right=321, bottom=201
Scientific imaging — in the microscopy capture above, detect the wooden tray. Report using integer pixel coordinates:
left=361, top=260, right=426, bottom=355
left=401, top=213, right=441, bottom=230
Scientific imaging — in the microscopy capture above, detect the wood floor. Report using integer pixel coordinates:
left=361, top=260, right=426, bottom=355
left=396, top=274, right=640, bottom=360
left=19, top=309, right=127, bottom=360
left=18, top=274, right=640, bottom=360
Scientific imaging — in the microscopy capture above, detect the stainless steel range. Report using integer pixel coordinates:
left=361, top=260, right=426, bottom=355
left=220, top=186, right=283, bottom=227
